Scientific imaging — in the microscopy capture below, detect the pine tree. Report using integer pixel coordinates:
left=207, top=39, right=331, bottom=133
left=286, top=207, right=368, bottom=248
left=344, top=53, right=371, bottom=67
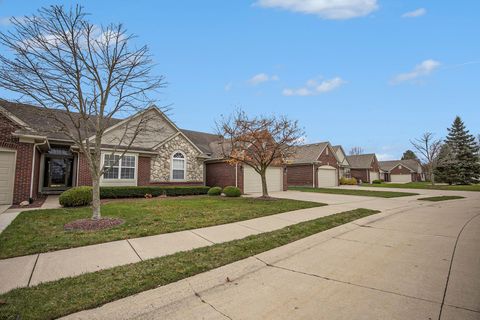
left=401, top=150, right=418, bottom=160
left=435, top=144, right=457, bottom=184
left=444, top=116, right=480, bottom=184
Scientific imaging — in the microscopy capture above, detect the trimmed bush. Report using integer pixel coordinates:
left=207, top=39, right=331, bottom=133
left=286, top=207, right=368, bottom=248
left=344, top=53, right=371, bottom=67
left=207, top=187, right=222, bottom=196
left=372, top=179, right=382, bottom=184
left=223, top=186, right=241, bottom=197
left=340, top=177, right=357, bottom=185
left=99, top=186, right=209, bottom=199
left=59, top=186, right=93, bottom=207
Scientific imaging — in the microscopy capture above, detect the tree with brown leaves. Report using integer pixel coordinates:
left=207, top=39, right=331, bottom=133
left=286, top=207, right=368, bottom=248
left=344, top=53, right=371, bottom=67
left=217, top=110, right=304, bottom=198
left=0, top=5, right=165, bottom=219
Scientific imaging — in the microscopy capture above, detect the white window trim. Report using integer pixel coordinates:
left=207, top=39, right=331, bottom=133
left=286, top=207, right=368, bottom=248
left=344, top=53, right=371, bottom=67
left=170, top=150, right=186, bottom=181
left=100, top=152, right=138, bottom=182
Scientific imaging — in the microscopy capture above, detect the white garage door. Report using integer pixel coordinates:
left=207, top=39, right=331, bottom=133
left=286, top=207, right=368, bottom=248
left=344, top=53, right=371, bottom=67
left=391, top=174, right=412, bottom=183
left=0, top=150, right=16, bottom=205
left=317, top=165, right=337, bottom=187
left=244, top=166, right=283, bottom=193
left=369, top=171, right=379, bottom=182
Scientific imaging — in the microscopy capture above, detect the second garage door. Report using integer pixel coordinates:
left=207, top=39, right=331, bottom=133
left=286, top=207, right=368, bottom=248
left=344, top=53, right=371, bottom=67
left=0, top=150, right=16, bottom=205
left=369, top=171, right=380, bottom=182
left=317, top=165, right=337, bottom=187
left=390, top=174, right=412, bottom=183
left=244, top=166, right=283, bottom=193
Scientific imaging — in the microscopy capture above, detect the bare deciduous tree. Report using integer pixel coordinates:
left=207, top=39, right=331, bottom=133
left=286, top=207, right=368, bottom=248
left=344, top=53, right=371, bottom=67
left=410, top=132, right=442, bottom=185
left=349, top=146, right=364, bottom=155
left=217, top=110, right=304, bottom=198
left=0, top=5, right=165, bottom=219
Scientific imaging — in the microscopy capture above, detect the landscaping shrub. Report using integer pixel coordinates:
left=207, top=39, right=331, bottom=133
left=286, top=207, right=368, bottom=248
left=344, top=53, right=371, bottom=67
left=207, top=186, right=222, bottom=196
left=372, top=179, right=382, bottom=184
left=223, top=186, right=241, bottom=197
left=340, top=177, right=357, bottom=185
left=99, top=186, right=209, bottom=199
left=59, top=186, right=93, bottom=207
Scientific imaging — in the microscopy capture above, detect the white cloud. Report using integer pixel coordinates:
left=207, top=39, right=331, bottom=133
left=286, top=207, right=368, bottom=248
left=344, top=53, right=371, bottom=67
left=376, top=153, right=395, bottom=161
left=255, top=0, right=378, bottom=20
left=402, top=8, right=426, bottom=18
left=391, top=59, right=440, bottom=84
left=248, top=73, right=279, bottom=85
left=283, top=77, right=345, bottom=96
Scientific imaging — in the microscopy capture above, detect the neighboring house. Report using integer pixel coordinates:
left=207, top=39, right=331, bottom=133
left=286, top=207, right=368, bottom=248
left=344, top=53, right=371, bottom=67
left=0, top=100, right=286, bottom=205
left=332, top=145, right=351, bottom=178
left=346, top=153, right=380, bottom=183
left=205, top=139, right=287, bottom=194
left=285, top=142, right=340, bottom=188
left=379, top=159, right=424, bottom=183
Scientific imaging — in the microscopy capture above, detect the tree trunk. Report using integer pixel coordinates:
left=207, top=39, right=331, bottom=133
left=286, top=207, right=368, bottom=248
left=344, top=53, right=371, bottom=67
left=260, top=172, right=269, bottom=198
left=92, top=177, right=101, bottom=220
left=91, top=154, right=102, bottom=220
left=430, top=164, right=435, bottom=185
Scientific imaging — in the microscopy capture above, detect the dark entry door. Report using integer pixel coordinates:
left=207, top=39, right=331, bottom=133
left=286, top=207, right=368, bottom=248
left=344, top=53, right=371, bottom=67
left=46, top=157, right=73, bottom=188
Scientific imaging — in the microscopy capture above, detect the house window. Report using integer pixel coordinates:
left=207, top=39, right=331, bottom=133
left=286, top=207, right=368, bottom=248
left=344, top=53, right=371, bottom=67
left=171, top=152, right=186, bottom=180
left=103, top=154, right=136, bottom=180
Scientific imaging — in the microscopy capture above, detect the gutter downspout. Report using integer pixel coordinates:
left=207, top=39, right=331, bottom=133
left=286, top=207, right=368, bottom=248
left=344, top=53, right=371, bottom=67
left=30, top=140, right=47, bottom=199
left=235, top=163, right=238, bottom=188
left=312, top=164, right=315, bottom=188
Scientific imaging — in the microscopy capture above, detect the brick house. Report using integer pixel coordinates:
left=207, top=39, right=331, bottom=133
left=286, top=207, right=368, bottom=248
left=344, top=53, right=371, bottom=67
left=0, top=100, right=286, bottom=205
left=379, top=159, right=424, bottom=183
left=285, top=142, right=340, bottom=188
left=346, top=154, right=380, bottom=183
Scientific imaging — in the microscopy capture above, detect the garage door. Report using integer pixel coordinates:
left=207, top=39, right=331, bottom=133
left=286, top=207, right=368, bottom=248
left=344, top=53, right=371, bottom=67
left=244, top=166, right=283, bottom=193
left=369, top=171, right=379, bottom=182
left=390, top=174, right=412, bottom=183
left=0, top=150, right=16, bottom=205
left=317, top=165, right=337, bottom=187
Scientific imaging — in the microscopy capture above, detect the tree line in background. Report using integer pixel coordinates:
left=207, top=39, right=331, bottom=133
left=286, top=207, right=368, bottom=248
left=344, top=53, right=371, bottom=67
left=410, top=116, right=480, bottom=185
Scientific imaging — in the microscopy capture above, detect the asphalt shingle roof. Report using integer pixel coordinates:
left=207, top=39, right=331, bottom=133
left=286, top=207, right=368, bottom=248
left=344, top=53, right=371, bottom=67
left=286, top=142, right=328, bottom=164
left=346, top=154, right=376, bottom=169
left=379, top=159, right=421, bottom=172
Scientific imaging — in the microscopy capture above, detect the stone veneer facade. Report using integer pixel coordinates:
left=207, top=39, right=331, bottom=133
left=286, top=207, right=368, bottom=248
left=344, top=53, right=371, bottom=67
left=150, top=134, right=204, bottom=182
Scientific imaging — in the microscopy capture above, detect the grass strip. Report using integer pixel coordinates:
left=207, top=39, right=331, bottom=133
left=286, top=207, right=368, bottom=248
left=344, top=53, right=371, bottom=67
left=418, top=196, right=465, bottom=202
left=289, top=186, right=418, bottom=198
left=361, top=182, right=480, bottom=192
left=0, top=208, right=379, bottom=320
left=0, top=197, right=323, bottom=259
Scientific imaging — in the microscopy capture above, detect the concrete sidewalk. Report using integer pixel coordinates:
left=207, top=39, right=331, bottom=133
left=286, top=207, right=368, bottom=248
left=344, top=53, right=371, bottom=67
left=64, top=193, right=480, bottom=320
left=0, top=200, right=362, bottom=294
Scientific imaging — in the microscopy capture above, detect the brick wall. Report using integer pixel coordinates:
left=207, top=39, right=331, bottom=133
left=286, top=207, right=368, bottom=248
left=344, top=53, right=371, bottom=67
left=32, top=148, right=41, bottom=199
left=0, top=112, right=36, bottom=204
left=317, top=146, right=339, bottom=168
left=286, top=164, right=313, bottom=187
left=205, top=161, right=237, bottom=188
left=350, top=169, right=369, bottom=183
left=137, top=156, right=151, bottom=186
left=390, top=165, right=411, bottom=175
left=77, top=152, right=92, bottom=186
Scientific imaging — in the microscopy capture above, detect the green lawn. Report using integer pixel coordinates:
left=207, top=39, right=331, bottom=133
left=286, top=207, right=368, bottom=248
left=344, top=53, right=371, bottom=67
left=418, top=195, right=465, bottom=202
left=289, top=186, right=418, bottom=198
left=0, top=196, right=323, bottom=259
left=361, top=182, right=480, bottom=192
left=0, top=208, right=379, bottom=320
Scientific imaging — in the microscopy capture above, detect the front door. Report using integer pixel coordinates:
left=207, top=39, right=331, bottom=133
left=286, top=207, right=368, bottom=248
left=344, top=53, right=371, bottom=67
left=49, top=158, right=71, bottom=187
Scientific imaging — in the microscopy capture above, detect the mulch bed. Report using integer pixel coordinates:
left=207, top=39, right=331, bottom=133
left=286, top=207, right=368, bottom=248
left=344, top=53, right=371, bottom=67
left=9, top=195, right=47, bottom=209
left=64, top=217, right=124, bottom=231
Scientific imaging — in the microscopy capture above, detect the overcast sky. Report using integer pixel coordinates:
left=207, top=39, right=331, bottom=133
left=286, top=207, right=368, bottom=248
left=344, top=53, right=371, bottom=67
left=1, top=0, right=479, bottom=159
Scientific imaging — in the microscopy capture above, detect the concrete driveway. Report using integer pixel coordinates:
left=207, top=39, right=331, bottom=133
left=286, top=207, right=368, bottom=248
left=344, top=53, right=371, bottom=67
left=66, top=189, right=480, bottom=320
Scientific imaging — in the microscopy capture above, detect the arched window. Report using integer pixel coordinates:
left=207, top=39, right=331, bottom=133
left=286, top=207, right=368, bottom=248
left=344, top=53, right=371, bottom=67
left=171, top=151, right=186, bottom=180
